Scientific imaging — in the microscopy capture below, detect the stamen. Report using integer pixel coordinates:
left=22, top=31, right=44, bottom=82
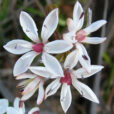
left=60, top=69, right=72, bottom=85
left=80, top=12, right=84, bottom=19
left=75, top=30, right=87, bottom=42
left=19, top=100, right=23, bottom=108
left=19, top=88, right=24, bottom=92
left=32, top=43, right=44, bottom=53
left=82, top=55, right=88, bottom=60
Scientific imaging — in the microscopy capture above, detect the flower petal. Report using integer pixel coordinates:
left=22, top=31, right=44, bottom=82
left=7, top=107, right=19, bottom=114
left=64, top=50, right=79, bottom=69
left=13, top=97, right=25, bottom=113
left=60, top=84, right=72, bottom=113
left=20, top=11, right=39, bottom=42
left=72, top=65, right=104, bottom=79
left=73, top=1, right=84, bottom=31
left=76, top=43, right=91, bottom=72
left=63, top=32, right=77, bottom=44
left=22, top=78, right=40, bottom=95
left=0, top=99, right=8, bottom=114
left=45, top=79, right=61, bottom=99
left=44, top=40, right=73, bottom=54
left=13, top=97, right=20, bottom=109
left=28, top=107, right=40, bottom=114
left=29, top=66, right=56, bottom=78
left=66, top=18, right=76, bottom=32
left=82, top=37, right=106, bottom=44
left=3, top=40, right=33, bottom=55
left=42, top=53, right=64, bottom=77
left=72, top=79, right=99, bottom=103
left=17, top=79, right=30, bottom=87
left=21, top=86, right=38, bottom=101
left=41, top=8, right=58, bottom=43
left=13, top=51, right=38, bottom=76
left=84, top=20, right=107, bottom=35
left=16, top=73, right=37, bottom=80
left=37, top=81, right=44, bottom=105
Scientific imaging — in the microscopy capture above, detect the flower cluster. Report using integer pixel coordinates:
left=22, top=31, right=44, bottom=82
left=0, top=97, right=39, bottom=114
left=3, top=1, right=107, bottom=113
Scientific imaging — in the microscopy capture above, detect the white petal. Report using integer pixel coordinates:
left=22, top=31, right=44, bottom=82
left=63, top=32, right=77, bottom=44
left=16, top=73, right=37, bottom=80
left=13, top=97, right=25, bottom=113
left=28, top=107, right=39, bottom=114
left=37, top=81, right=44, bottom=105
left=64, top=50, right=79, bottom=69
left=13, top=97, right=20, bottom=109
left=41, top=8, right=58, bottom=43
left=72, top=65, right=104, bottom=79
left=45, top=79, right=61, bottom=98
left=20, top=11, right=39, bottom=42
left=13, top=51, right=38, bottom=76
left=72, top=80, right=99, bottom=103
left=82, top=37, right=106, bottom=44
left=17, top=79, right=30, bottom=87
left=21, top=86, right=38, bottom=101
left=0, top=99, right=8, bottom=114
left=66, top=18, right=76, bottom=32
left=76, top=43, right=91, bottom=72
left=73, top=1, right=84, bottom=31
left=60, top=84, right=72, bottom=113
left=3, top=40, right=33, bottom=55
left=84, top=20, right=107, bottom=35
left=7, top=107, right=19, bottom=114
left=44, top=40, right=73, bottom=54
left=29, top=66, right=56, bottom=78
left=22, top=78, right=40, bottom=95
left=42, top=53, right=64, bottom=77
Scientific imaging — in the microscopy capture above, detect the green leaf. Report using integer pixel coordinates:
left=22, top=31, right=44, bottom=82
left=103, top=52, right=112, bottom=66
left=24, top=7, right=44, bottom=17
left=0, top=0, right=9, bottom=21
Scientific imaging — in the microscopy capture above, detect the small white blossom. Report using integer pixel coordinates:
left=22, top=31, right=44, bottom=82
left=0, top=97, right=39, bottom=114
left=45, top=51, right=103, bottom=113
left=16, top=73, right=45, bottom=105
left=63, top=1, right=107, bottom=72
left=4, top=9, right=73, bottom=76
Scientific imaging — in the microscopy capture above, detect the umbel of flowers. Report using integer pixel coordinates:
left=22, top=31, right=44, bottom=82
left=3, top=1, right=107, bottom=113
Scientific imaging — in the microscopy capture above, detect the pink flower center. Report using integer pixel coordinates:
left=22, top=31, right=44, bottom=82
left=75, top=30, right=87, bottom=42
left=33, top=111, right=39, bottom=114
left=32, top=43, right=44, bottom=53
left=60, top=69, right=72, bottom=85
left=19, top=100, right=23, bottom=108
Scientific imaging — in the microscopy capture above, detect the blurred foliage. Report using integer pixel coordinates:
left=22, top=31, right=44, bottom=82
left=0, top=0, right=8, bottom=21
left=103, top=52, right=114, bottom=102
left=24, top=7, right=44, bottom=17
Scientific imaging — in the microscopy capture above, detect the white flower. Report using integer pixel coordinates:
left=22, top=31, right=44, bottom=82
left=0, top=97, right=40, bottom=114
left=29, top=52, right=65, bottom=78
left=4, top=9, right=73, bottom=76
left=63, top=1, right=107, bottom=72
left=45, top=51, right=104, bottom=113
left=16, top=73, right=45, bottom=105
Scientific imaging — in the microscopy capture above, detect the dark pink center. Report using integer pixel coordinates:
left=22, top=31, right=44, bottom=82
left=75, top=30, right=87, bottom=42
left=19, top=100, right=23, bottom=108
left=60, top=69, right=72, bottom=85
left=33, top=111, right=39, bottom=114
left=32, top=43, right=44, bottom=53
